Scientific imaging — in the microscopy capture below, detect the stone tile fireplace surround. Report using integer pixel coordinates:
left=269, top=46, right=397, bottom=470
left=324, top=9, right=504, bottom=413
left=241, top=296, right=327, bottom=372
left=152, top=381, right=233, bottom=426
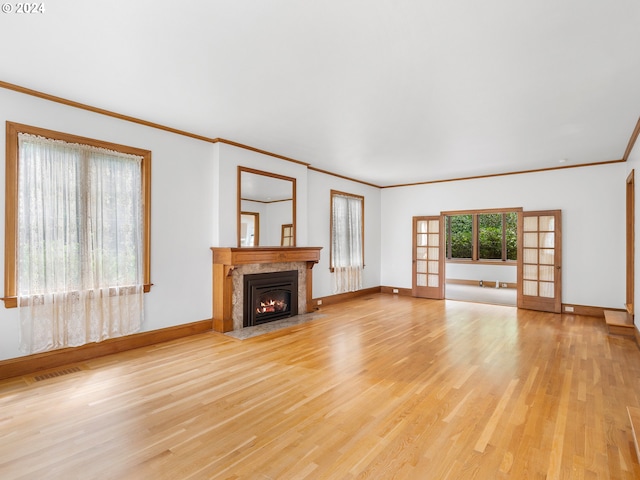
left=210, top=247, right=322, bottom=332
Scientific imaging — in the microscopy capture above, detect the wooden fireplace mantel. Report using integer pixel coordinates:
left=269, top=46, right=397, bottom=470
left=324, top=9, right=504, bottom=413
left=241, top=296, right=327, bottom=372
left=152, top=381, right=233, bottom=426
left=211, top=246, right=321, bottom=266
left=211, top=247, right=322, bottom=332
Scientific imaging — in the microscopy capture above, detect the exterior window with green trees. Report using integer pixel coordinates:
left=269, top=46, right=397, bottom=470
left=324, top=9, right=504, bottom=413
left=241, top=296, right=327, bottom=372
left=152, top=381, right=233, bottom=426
left=446, top=214, right=473, bottom=259
left=446, top=211, right=518, bottom=261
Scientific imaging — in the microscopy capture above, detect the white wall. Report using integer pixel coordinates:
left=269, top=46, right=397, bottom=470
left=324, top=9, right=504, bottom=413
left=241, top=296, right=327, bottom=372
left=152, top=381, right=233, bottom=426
left=446, top=263, right=517, bottom=285
left=0, top=88, right=215, bottom=361
left=381, top=163, right=627, bottom=309
left=307, top=170, right=382, bottom=298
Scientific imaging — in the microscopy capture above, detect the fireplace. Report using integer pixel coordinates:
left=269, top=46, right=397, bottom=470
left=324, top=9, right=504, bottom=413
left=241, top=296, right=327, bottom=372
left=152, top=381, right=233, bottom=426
left=211, top=247, right=322, bottom=332
left=243, top=270, right=299, bottom=327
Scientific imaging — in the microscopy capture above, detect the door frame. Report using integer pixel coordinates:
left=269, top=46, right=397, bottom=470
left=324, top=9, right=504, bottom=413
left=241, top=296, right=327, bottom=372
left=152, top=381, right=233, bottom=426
left=627, top=170, right=635, bottom=316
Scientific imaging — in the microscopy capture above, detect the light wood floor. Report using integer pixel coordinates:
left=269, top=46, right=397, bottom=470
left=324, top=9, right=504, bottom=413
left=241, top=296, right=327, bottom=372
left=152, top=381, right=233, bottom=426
left=445, top=283, right=516, bottom=306
left=1, top=294, right=640, bottom=479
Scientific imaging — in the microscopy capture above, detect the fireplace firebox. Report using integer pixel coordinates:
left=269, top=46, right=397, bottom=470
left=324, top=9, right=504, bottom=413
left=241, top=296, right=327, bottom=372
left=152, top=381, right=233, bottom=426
left=243, top=270, right=298, bottom=327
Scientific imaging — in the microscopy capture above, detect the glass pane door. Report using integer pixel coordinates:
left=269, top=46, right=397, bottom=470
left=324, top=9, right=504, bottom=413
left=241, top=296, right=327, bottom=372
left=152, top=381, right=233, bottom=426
left=413, top=216, right=444, bottom=299
left=518, top=210, right=562, bottom=312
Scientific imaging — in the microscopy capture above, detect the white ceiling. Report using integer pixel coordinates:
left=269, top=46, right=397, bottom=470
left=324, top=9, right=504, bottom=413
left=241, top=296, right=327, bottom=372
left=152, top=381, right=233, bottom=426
left=2, top=0, right=640, bottom=187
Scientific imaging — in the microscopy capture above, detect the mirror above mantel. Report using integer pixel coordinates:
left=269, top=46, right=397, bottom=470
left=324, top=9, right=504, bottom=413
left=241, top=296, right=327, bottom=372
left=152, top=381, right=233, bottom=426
left=237, top=166, right=296, bottom=247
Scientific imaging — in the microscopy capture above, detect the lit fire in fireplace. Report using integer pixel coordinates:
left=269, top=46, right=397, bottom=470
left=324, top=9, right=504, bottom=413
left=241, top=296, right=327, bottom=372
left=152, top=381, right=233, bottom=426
left=257, top=299, right=288, bottom=314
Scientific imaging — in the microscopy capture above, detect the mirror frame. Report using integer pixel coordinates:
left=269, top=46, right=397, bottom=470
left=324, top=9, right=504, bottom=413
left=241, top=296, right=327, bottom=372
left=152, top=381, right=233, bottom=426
left=237, top=166, right=296, bottom=247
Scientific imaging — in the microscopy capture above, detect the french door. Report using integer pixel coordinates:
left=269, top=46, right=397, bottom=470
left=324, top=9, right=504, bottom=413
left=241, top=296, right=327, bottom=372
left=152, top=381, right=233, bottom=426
left=412, top=216, right=444, bottom=299
left=518, top=210, right=562, bottom=313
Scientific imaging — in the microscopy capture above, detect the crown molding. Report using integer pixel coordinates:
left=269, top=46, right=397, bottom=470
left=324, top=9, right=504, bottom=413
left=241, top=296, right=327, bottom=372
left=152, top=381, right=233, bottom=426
left=0, top=80, right=633, bottom=189
left=212, top=138, right=309, bottom=167
left=0, top=80, right=216, bottom=143
left=623, top=116, right=640, bottom=162
left=308, top=166, right=381, bottom=188
left=381, top=159, right=626, bottom=189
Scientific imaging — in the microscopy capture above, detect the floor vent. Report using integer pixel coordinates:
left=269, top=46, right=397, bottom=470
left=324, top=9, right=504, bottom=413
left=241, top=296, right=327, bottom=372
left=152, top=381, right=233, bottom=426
left=33, top=366, right=83, bottom=382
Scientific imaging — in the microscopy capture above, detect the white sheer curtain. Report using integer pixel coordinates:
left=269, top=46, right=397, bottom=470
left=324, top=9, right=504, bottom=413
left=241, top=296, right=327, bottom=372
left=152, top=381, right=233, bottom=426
left=17, top=133, right=144, bottom=354
left=331, top=193, right=363, bottom=293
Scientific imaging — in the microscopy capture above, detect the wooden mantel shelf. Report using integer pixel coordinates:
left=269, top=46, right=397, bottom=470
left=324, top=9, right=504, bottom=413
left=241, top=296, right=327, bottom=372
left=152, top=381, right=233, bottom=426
left=211, top=246, right=322, bottom=266
left=210, top=247, right=322, bottom=333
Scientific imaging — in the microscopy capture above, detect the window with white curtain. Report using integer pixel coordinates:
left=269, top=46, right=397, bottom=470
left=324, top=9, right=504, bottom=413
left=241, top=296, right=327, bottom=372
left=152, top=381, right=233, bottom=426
left=330, top=190, right=364, bottom=294
left=4, top=123, right=151, bottom=354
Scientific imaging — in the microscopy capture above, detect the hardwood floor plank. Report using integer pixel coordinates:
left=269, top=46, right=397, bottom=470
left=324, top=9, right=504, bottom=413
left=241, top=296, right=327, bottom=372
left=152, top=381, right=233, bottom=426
left=1, top=294, right=640, bottom=479
left=474, top=378, right=520, bottom=453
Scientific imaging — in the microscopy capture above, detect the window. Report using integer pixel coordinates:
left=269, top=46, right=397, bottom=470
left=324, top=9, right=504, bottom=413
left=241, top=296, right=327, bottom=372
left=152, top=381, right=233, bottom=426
left=330, top=190, right=364, bottom=293
left=446, top=214, right=473, bottom=259
left=445, top=210, right=518, bottom=262
left=4, top=122, right=151, bottom=353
